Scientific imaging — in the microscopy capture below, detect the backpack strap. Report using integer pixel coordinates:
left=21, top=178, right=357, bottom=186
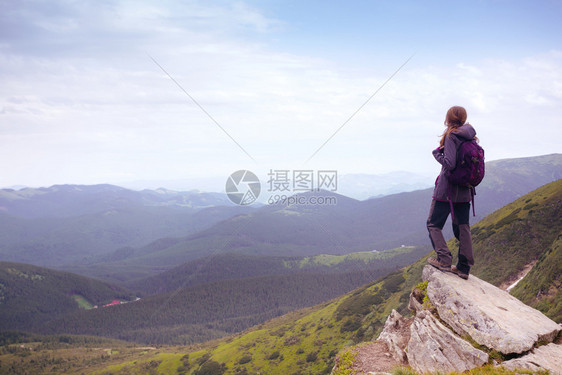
left=452, top=134, right=470, bottom=169
left=471, top=187, right=476, bottom=217
left=448, top=183, right=455, bottom=222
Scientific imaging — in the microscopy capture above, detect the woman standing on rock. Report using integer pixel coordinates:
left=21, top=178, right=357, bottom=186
left=427, top=106, right=478, bottom=280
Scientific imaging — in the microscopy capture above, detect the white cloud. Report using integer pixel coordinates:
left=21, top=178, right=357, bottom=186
left=0, top=1, right=560, bottom=188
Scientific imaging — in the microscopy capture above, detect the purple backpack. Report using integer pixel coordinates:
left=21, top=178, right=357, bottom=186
left=446, top=138, right=485, bottom=219
left=446, top=139, right=485, bottom=188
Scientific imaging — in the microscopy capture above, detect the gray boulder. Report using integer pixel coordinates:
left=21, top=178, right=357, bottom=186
left=406, top=310, right=489, bottom=373
left=501, top=343, right=562, bottom=375
left=423, top=265, right=560, bottom=354
left=377, top=309, right=412, bottom=363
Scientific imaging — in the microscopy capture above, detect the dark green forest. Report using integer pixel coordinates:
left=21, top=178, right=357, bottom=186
left=22, top=270, right=392, bottom=344
left=127, top=248, right=427, bottom=295
left=0, top=262, right=135, bottom=331
left=1, top=245, right=427, bottom=345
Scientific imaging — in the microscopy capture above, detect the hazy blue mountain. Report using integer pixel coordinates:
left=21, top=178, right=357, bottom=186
left=119, top=173, right=433, bottom=201
left=1, top=154, right=560, bottom=279
left=0, top=184, right=231, bottom=218
left=339, top=171, right=433, bottom=200
left=0, top=185, right=253, bottom=267
left=84, top=154, right=561, bottom=281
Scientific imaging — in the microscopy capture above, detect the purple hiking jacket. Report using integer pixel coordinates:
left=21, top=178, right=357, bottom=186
left=432, top=123, right=477, bottom=202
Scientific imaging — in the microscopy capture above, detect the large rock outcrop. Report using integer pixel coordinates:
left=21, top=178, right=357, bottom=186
left=422, top=265, right=560, bottom=355
left=344, top=265, right=562, bottom=375
left=407, top=310, right=489, bottom=373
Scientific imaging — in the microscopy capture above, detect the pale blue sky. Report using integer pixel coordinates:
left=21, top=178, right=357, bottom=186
left=0, top=0, right=561, bottom=190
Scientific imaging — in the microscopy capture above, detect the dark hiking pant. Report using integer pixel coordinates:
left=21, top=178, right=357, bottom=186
left=426, top=200, right=474, bottom=274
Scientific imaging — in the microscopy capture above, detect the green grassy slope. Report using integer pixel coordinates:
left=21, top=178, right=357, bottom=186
left=83, top=179, right=561, bottom=375
left=469, top=178, right=562, bottom=286
left=510, top=233, right=562, bottom=322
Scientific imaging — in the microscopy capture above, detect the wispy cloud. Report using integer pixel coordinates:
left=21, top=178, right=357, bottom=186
left=0, top=1, right=560, bottom=188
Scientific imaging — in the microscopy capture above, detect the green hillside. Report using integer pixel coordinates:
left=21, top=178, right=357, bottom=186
left=78, top=179, right=561, bottom=375
left=39, top=271, right=388, bottom=345
left=512, top=234, right=562, bottom=322
left=127, top=247, right=424, bottom=295
left=0, top=246, right=426, bottom=346
left=469, top=177, right=562, bottom=286
left=0, top=262, right=136, bottom=332
left=1, top=179, right=560, bottom=374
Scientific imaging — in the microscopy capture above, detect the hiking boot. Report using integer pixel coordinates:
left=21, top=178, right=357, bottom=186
left=428, top=257, right=452, bottom=272
left=451, top=265, right=469, bottom=280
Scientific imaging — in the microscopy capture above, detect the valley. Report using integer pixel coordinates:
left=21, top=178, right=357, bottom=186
left=0, top=154, right=560, bottom=374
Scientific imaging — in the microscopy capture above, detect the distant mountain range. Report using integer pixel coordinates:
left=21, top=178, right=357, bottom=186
left=112, top=172, right=434, bottom=201
left=70, top=154, right=562, bottom=282
left=0, top=154, right=560, bottom=284
left=0, top=184, right=232, bottom=218
left=0, top=185, right=252, bottom=267
left=338, top=171, right=433, bottom=199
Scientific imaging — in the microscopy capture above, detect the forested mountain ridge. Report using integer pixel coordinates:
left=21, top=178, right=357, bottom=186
left=0, top=246, right=427, bottom=345
left=0, top=154, right=559, bottom=282
left=0, top=178, right=560, bottom=374
left=39, top=271, right=387, bottom=345
left=68, top=178, right=560, bottom=375
left=0, top=262, right=136, bottom=333
left=126, top=248, right=425, bottom=295
left=79, top=154, right=562, bottom=283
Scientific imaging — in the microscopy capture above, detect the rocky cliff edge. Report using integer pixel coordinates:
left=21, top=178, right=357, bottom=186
left=333, top=265, right=562, bottom=374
